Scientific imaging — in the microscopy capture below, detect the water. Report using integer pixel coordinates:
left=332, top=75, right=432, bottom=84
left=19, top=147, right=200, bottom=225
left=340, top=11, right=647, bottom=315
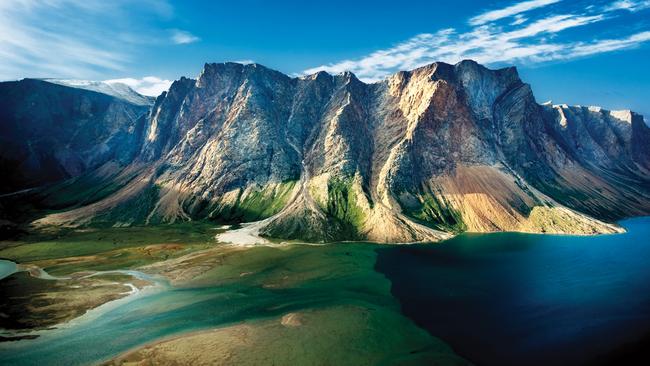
left=0, top=259, right=71, bottom=281
left=0, top=244, right=401, bottom=365
left=0, top=260, right=17, bottom=280
left=375, top=217, right=650, bottom=366
left=2, top=219, right=649, bottom=365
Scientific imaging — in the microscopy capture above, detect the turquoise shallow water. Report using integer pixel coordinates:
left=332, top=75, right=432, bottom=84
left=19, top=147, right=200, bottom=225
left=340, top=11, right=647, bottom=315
left=0, top=244, right=395, bottom=365
left=0, top=279, right=352, bottom=365
left=1, top=218, right=649, bottom=365
left=376, top=217, right=650, bottom=366
left=0, top=260, right=17, bottom=280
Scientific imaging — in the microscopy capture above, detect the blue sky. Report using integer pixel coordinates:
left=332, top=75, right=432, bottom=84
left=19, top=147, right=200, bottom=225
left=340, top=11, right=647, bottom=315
left=1, top=0, right=649, bottom=116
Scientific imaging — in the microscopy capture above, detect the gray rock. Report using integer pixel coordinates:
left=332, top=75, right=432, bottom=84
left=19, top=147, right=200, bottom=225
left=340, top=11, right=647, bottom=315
left=5, top=61, right=650, bottom=242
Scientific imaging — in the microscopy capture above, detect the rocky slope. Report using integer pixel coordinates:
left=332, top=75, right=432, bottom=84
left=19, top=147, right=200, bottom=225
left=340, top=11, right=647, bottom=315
left=6, top=61, right=650, bottom=243
left=0, top=79, right=152, bottom=194
left=45, top=79, right=154, bottom=106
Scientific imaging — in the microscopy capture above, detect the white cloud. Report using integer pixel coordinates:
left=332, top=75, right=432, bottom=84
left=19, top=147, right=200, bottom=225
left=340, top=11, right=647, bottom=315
left=568, top=31, right=650, bottom=57
left=170, top=29, right=200, bottom=44
left=504, top=14, right=604, bottom=39
left=234, top=59, right=256, bottom=64
left=605, top=0, right=650, bottom=12
left=303, top=3, right=650, bottom=82
left=511, top=14, right=528, bottom=25
left=0, top=1, right=128, bottom=80
left=469, top=0, right=561, bottom=26
left=104, top=76, right=173, bottom=96
left=302, top=31, right=455, bottom=81
left=0, top=0, right=174, bottom=81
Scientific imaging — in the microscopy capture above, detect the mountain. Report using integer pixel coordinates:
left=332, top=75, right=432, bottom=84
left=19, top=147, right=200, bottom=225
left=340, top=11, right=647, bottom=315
left=45, top=79, right=155, bottom=106
left=3, top=61, right=650, bottom=243
left=0, top=79, right=151, bottom=194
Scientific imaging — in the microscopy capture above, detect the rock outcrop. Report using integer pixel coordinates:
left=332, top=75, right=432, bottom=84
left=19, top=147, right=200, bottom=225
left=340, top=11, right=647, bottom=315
left=6, top=61, right=650, bottom=242
left=0, top=79, right=152, bottom=193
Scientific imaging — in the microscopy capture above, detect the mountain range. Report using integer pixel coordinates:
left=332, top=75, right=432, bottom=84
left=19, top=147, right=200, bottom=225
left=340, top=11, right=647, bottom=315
left=1, top=60, right=649, bottom=242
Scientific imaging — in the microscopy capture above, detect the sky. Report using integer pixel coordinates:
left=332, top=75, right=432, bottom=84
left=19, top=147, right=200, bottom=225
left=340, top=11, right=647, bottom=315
left=1, top=0, right=649, bottom=116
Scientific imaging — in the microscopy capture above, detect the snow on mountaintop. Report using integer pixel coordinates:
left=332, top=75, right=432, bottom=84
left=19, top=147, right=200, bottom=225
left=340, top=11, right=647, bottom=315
left=44, top=79, right=154, bottom=106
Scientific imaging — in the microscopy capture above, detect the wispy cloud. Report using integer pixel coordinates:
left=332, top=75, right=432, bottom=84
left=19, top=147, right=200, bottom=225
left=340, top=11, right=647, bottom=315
left=0, top=0, right=173, bottom=81
left=568, top=31, right=650, bottom=57
left=469, top=0, right=561, bottom=26
left=170, top=29, right=200, bottom=45
left=0, top=1, right=122, bottom=79
left=605, top=0, right=650, bottom=11
left=303, top=0, right=650, bottom=82
left=511, top=14, right=529, bottom=25
left=104, top=76, right=173, bottom=96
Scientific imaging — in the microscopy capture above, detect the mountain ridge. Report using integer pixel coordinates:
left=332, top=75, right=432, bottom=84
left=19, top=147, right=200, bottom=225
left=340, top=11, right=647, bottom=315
left=0, top=79, right=151, bottom=194
left=3, top=60, right=650, bottom=243
left=43, top=79, right=155, bottom=106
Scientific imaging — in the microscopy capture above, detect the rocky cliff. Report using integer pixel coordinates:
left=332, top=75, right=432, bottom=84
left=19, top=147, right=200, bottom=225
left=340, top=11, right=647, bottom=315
left=0, top=79, right=152, bottom=193
left=7, top=61, right=650, bottom=243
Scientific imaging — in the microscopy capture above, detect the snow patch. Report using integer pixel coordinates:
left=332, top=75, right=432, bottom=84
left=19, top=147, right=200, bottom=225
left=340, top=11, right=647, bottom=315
left=553, top=105, right=568, bottom=128
left=45, top=79, right=154, bottom=106
left=610, top=109, right=633, bottom=123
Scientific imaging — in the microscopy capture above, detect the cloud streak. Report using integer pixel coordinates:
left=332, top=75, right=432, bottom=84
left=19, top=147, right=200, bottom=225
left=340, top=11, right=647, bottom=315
left=170, top=29, right=200, bottom=44
left=469, top=0, right=561, bottom=26
left=303, top=0, right=650, bottom=82
left=605, top=0, right=650, bottom=12
left=0, top=1, right=125, bottom=80
left=0, top=0, right=174, bottom=81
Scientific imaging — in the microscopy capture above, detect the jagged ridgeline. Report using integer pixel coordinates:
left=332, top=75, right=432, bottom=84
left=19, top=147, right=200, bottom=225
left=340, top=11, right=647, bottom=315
left=1, top=61, right=650, bottom=242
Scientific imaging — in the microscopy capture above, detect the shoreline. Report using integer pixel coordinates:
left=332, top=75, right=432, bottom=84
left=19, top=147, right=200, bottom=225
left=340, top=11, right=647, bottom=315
left=215, top=217, right=629, bottom=248
left=2, top=215, right=636, bottom=338
left=98, top=323, right=237, bottom=365
left=0, top=268, right=165, bottom=342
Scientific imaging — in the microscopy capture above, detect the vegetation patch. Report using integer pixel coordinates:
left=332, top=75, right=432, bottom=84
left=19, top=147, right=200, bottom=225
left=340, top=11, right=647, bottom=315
left=211, top=180, right=297, bottom=223
left=324, top=177, right=367, bottom=240
left=400, top=190, right=466, bottom=233
left=0, top=222, right=218, bottom=274
left=91, top=184, right=161, bottom=226
left=37, top=166, right=139, bottom=210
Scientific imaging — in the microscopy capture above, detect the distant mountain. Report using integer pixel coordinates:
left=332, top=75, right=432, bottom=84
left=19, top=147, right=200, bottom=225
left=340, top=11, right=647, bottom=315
left=3, top=61, right=650, bottom=242
left=44, top=79, right=155, bottom=106
left=0, top=79, right=151, bottom=194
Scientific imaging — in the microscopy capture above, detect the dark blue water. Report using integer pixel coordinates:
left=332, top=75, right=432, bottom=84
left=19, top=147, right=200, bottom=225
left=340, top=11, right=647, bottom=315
left=376, top=217, right=650, bottom=366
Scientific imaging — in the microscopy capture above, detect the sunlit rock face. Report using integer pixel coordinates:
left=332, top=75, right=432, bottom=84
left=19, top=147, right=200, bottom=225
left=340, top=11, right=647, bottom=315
left=12, top=61, right=650, bottom=242
left=0, top=79, right=151, bottom=193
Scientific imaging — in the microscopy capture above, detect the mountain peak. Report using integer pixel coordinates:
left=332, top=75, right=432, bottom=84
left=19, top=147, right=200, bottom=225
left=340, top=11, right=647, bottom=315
left=42, top=79, right=154, bottom=106
left=9, top=59, right=649, bottom=243
left=197, top=61, right=291, bottom=89
left=192, top=59, right=523, bottom=91
left=300, top=70, right=332, bottom=81
left=609, top=109, right=634, bottom=124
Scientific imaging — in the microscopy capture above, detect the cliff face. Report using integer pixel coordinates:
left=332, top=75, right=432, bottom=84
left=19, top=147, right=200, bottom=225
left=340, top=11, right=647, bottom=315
left=0, top=79, right=151, bottom=193
left=17, top=61, right=650, bottom=242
